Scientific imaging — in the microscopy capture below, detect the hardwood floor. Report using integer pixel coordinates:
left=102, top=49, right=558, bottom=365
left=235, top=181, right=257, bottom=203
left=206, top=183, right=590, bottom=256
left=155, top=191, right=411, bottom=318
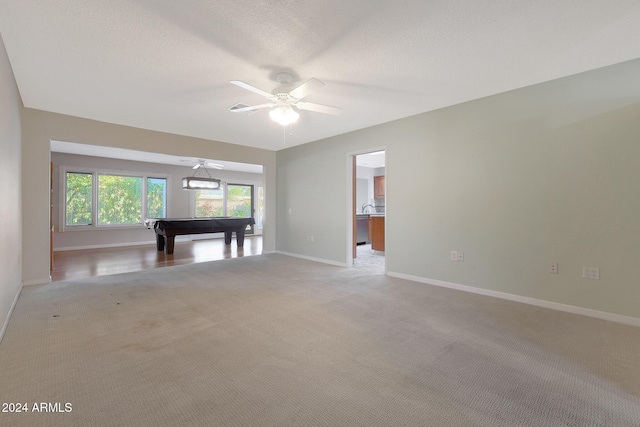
left=51, top=236, right=263, bottom=282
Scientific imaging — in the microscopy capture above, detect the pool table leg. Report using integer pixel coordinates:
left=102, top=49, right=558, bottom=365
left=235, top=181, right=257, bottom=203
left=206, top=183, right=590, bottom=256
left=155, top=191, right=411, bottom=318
left=223, top=228, right=246, bottom=246
left=156, top=234, right=165, bottom=251
left=236, top=229, right=246, bottom=247
left=165, top=236, right=175, bottom=255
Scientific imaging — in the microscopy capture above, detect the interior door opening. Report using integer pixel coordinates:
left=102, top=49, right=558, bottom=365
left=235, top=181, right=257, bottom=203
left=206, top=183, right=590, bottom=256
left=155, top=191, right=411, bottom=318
left=351, top=150, right=386, bottom=273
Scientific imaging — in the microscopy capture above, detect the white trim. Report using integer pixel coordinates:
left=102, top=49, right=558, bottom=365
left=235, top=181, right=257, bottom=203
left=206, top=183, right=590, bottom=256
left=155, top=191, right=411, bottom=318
left=54, top=240, right=159, bottom=252
left=22, top=276, right=51, bottom=286
left=346, top=146, right=387, bottom=268
left=61, top=224, right=148, bottom=232
left=387, top=271, right=640, bottom=328
left=276, top=251, right=347, bottom=267
left=346, top=154, right=354, bottom=267
left=0, top=284, right=23, bottom=344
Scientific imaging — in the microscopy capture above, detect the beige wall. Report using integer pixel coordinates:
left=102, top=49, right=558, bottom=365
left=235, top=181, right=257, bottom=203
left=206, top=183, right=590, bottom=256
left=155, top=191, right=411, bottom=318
left=23, top=110, right=276, bottom=285
left=276, top=58, right=640, bottom=320
left=0, top=34, right=23, bottom=338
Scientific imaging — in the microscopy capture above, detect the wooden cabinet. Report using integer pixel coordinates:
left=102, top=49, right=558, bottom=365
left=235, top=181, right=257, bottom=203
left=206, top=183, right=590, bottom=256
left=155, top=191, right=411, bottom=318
left=374, top=175, right=385, bottom=198
left=369, top=216, right=385, bottom=251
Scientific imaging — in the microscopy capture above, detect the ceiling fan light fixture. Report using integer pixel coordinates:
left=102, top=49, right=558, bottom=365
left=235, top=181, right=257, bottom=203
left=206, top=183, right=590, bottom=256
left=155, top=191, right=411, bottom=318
left=182, top=176, right=221, bottom=190
left=183, top=161, right=221, bottom=190
left=269, top=105, right=299, bottom=126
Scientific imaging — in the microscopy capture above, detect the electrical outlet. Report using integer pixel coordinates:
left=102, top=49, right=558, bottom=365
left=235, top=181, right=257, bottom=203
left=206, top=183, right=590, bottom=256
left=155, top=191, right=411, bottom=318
left=310, top=235, right=314, bottom=242
left=458, top=251, right=464, bottom=262
left=550, top=262, right=558, bottom=274
left=451, top=251, right=458, bottom=261
left=582, top=267, right=599, bottom=280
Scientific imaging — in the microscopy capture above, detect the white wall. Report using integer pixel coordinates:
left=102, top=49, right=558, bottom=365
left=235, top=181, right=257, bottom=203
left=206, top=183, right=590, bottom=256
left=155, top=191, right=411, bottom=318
left=22, top=110, right=276, bottom=285
left=276, top=58, right=640, bottom=320
left=51, top=152, right=264, bottom=250
left=0, top=34, right=22, bottom=339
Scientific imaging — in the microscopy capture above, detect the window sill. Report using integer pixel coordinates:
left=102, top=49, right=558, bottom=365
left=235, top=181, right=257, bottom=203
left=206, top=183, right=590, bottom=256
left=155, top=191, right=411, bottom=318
left=61, top=224, right=148, bottom=232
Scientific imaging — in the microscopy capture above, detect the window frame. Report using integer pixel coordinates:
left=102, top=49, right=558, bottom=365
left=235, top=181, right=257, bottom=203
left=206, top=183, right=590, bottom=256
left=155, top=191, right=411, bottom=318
left=60, top=166, right=169, bottom=231
left=192, top=181, right=227, bottom=219
left=146, top=176, right=169, bottom=219
left=189, top=179, right=263, bottom=233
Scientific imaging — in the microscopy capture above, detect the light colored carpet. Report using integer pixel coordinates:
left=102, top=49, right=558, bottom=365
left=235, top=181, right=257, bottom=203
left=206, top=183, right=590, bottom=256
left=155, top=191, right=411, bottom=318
left=1, top=254, right=639, bottom=426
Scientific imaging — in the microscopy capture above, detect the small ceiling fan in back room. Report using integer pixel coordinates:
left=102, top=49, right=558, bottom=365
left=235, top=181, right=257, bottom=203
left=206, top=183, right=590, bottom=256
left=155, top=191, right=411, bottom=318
left=228, top=72, right=342, bottom=126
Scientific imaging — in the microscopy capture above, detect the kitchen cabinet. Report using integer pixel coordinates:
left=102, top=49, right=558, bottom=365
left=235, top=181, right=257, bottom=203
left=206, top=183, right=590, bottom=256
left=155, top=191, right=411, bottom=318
left=369, top=215, right=385, bottom=251
left=374, top=176, right=385, bottom=198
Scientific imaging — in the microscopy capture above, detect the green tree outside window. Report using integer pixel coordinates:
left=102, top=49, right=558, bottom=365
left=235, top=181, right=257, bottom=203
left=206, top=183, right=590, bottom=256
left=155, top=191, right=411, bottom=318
left=147, top=177, right=167, bottom=218
left=97, top=175, right=142, bottom=225
left=66, top=172, right=93, bottom=226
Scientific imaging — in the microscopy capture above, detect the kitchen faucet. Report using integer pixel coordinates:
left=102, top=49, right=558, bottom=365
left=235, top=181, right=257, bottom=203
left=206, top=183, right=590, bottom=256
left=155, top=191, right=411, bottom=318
left=361, top=203, right=374, bottom=213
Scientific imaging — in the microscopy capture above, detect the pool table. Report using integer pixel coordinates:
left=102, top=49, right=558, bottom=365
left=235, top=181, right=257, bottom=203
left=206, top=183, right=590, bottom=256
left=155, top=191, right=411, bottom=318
left=144, top=217, right=256, bottom=254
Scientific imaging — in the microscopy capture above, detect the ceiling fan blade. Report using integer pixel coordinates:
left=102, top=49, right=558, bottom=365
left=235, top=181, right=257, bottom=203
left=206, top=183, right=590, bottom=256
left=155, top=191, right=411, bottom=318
left=192, top=164, right=201, bottom=170
left=230, top=80, right=274, bottom=99
left=289, top=78, right=325, bottom=100
left=228, top=103, right=275, bottom=113
left=296, top=101, right=342, bottom=115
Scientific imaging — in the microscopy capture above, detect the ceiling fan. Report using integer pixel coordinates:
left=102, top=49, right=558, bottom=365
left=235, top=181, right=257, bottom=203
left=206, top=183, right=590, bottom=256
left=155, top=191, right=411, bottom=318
left=229, top=72, right=342, bottom=126
left=192, top=160, right=223, bottom=170
left=180, top=159, right=224, bottom=170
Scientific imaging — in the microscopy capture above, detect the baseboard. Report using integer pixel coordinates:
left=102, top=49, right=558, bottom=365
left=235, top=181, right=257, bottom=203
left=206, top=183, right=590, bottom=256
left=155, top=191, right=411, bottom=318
left=55, top=234, right=263, bottom=252
left=0, top=284, right=23, bottom=345
left=387, top=271, right=640, bottom=328
left=276, top=251, right=347, bottom=267
left=54, top=240, right=158, bottom=252
left=52, top=233, right=255, bottom=251
left=22, top=276, right=51, bottom=286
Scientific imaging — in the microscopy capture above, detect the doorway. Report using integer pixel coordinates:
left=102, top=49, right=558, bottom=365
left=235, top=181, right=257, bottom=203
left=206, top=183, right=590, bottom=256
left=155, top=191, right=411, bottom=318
left=350, top=150, right=386, bottom=273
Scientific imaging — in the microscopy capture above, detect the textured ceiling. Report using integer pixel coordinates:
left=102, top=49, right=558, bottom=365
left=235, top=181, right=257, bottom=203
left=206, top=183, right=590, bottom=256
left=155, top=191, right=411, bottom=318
left=2, top=1, right=640, bottom=151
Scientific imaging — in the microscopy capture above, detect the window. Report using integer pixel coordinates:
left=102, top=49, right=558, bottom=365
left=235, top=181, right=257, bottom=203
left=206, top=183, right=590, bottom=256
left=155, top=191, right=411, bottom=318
left=147, top=177, right=167, bottom=218
left=98, top=174, right=142, bottom=225
left=63, top=168, right=167, bottom=228
left=226, top=184, right=253, bottom=217
left=194, top=187, right=224, bottom=217
left=257, top=186, right=264, bottom=228
left=193, top=183, right=256, bottom=234
left=66, top=172, right=93, bottom=226
left=194, top=184, right=256, bottom=219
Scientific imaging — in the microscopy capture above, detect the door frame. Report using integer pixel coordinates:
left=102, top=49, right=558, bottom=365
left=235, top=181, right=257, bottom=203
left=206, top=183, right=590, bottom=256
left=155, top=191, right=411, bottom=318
left=346, top=146, right=386, bottom=268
